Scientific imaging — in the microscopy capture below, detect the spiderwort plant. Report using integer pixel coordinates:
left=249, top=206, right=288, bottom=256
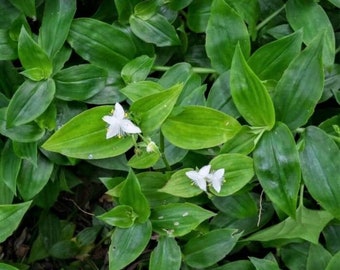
left=0, top=0, right=339, bottom=269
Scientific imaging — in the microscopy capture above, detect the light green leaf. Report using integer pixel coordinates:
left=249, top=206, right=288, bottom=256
left=42, top=106, right=135, bottom=159
left=253, top=122, right=301, bottom=218
left=17, top=153, right=53, bottom=200
left=286, top=0, right=335, bottom=66
left=68, top=18, right=136, bottom=71
left=249, top=256, right=281, bottom=270
left=230, top=45, right=275, bottom=129
left=120, top=81, right=165, bottom=102
left=299, top=126, right=340, bottom=218
left=128, top=150, right=160, bottom=169
left=0, top=263, right=19, bottom=270
left=206, top=0, right=250, bottom=73
left=109, top=220, right=152, bottom=270
left=119, top=170, right=150, bottom=223
left=39, top=0, right=76, bottom=58
left=97, top=205, right=137, bottom=228
left=0, top=201, right=31, bottom=243
left=183, top=229, right=242, bottom=268
left=246, top=206, right=333, bottom=244
left=130, top=84, right=183, bottom=134
left=149, top=237, right=182, bottom=270
left=121, top=55, right=155, bottom=84
left=6, top=79, right=55, bottom=127
left=326, top=252, right=340, bottom=270
left=150, top=202, right=216, bottom=237
left=273, top=35, right=324, bottom=130
left=9, top=0, right=35, bottom=18
left=18, top=27, right=52, bottom=81
left=162, top=106, right=241, bottom=149
left=248, top=30, right=303, bottom=81
left=130, top=13, right=180, bottom=47
left=307, top=244, right=332, bottom=270
left=54, top=64, right=107, bottom=101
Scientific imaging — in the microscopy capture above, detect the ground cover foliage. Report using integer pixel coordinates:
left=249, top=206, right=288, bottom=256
left=0, top=0, right=339, bottom=269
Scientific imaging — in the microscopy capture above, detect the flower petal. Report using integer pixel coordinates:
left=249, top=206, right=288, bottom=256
left=210, top=169, right=225, bottom=193
left=199, top=165, right=211, bottom=177
left=121, top=119, right=141, bottom=134
left=186, top=171, right=207, bottom=191
left=113, top=102, right=125, bottom=120
left=102, top=115, right=116, bottom=125
left=106, top=123, right=121, bottom=139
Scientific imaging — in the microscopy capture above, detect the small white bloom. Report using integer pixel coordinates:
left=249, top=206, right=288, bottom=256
left=185, top=165, right=211, bottom=192
left=102, top=102, right=141, bottom=139
left=207, top=168, right=225, bottom=193
left=146, top=141, right=158, bottom=153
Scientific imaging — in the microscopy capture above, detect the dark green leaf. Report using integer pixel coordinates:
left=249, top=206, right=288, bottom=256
left=109, top=220, right=152, bottom=270
left=286, top=0, right=335, bottom=66
left=183, top=229, right=242, bottom=268
left=0, top=201, right=31, bottom=243
left=299, top=126, right=340, bottom=218
left=273, top=35, right=324, bottom=130
left=39, top=0, right=76, bottom=58
left=149, top=237, right=182, bottom=270
left=249, top=256, right=281, bottom=270
left=0, top=29, right=17, bottom=60
left=326, top=252, right=340, bottom=270
left=68, top=18, right=136, bottom=71
left=206, top=0, right=250, bottom=73
left=121, top=55, right=155, bottom=84
left=230, top=45, right=275, bottom=129
left=253, top=122, right=301, bottom=217
left=6, top=79, right=55, bottom=127
left=49, top=240, right=79, bottom=259
left=130, top=13, right=180, bottom=47
left=162, top=106, right=241, bottom=149
left=187, top=0, right=211, bottom=33
left=54, top=64, right=107, bottom=101
left=307, top=244, right=332, bottom=270
left=9, top=0, right=35, bottom=18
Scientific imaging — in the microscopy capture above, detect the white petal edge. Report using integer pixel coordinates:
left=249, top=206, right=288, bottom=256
left=120, top=119, right=141, bottom=134
left=185, top=171, right=207, bottom=191
left=113, top=102, right=125, bottom=120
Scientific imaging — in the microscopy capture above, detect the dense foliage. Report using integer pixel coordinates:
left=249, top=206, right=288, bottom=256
left=0, top=0, right=339, bottom=269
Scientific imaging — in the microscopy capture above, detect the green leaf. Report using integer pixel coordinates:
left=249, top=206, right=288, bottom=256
left=42, top=106, right=135, bottom=159
left=187, top=0, right=211, bottom=33
left=299, top=126, right=340, bottom=218
left=0, top=201, right=31, bottom=243
left=114, top=0, right=139, bottom=24
left=128, top=150, right=160, bottom=169
left=286, top=0, right=335, bottom=66
left=17, top=153, right=54, bottom=200
left=6, top=79, right=55, bottom=127
left=97, top=205, right=137, bottom=228
left=0, top=108, right=45, bottom=143
left=253, top=122, right=301, bottom=217
left=327, top=0, right=340, bottom=7
left=206, top=0, right=250, bottom=73
left=248, top=30, right=303, bottom=81
left=150, top=202, right=216, bottom=237
left=54, top=64, right=107, bottom=101
left=0, top=263, right=19, bottom=270
left=68, top=18, right=136, bottom=71
left=0, top=179, right=14, bottom=204
left=121, top=55, right=155, bottom=84
left=209, top=154, right=254, bottom=196
left=18, top=27, right=52, bottom=81
left=39, top=0, right=76, bottom=58
left=326, top=252, right=340, bottom=270
left=249, top=256, right=281, bottom=270
left=246, top=206, right=333, bottom=244
left=210, top=260, right=254, bottom=270
left=130, top=84, right=183, bottom=134
left=119, top=170, right=150, bottom=223
left=130, top=13, right=180, bottom=47
left=49, top=240, right=80, bottom=259
left=273, top=35, right=324, bottom=130
left=230, top=45, right=275, bottom=129
left=162, top=106, right=241, bottom=149
left=306, top=244, right=332, bottom=270
left=0, top=29, right=17, bottom=60
left=109, top=220, right=152, bottom=270
left=9, top=0, right=35, bottom=19
left=149, top=237, right=182, bottom=270
left=0, top=140, right=21, bottom=195
left=183, top=229, right=242, bottom=268
left=120, top=81, right=165, bottom=102
left=167, top=0, right=193, bottom=10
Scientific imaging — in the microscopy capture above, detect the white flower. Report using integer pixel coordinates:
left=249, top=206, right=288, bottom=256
left=185, top=165, right=225, bottom=193
left=185, top=165, right=211, bottom=192
left=102, top=102, right=141, bottom=139
left=146, top=141, right=158, bottom=153
left=207, top=168, right=225, bottom=193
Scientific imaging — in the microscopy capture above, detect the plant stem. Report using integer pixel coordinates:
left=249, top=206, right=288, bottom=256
left=159, top=132, right=171, bottom=171
left=256, top=4, right=286, bottom=31
left=153, top=65, right=216, bottom=74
